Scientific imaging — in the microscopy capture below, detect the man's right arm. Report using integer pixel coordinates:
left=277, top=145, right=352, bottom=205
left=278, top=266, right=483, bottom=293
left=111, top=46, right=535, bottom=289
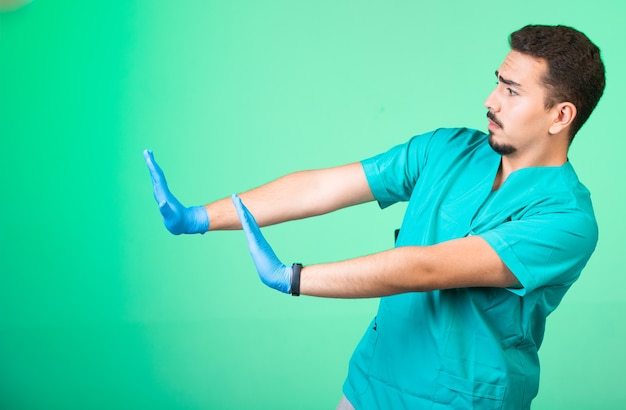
left=206, top=163, right=375, bottom=230
left=144, top=149, right=375, bottom=233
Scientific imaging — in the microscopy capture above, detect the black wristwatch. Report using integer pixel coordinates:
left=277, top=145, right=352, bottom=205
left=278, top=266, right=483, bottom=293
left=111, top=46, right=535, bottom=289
left=291, top=263, right=302, bottom=296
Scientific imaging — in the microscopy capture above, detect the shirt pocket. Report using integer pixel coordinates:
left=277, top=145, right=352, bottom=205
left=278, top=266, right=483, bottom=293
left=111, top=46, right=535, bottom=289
left=433, top=370, right=505, bottom=410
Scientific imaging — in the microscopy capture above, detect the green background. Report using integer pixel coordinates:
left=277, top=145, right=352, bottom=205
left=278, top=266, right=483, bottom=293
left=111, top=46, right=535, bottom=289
left=1, top=1, right=624, bottom=408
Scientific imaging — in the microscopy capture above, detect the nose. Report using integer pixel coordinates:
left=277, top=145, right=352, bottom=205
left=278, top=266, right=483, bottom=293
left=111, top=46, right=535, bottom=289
left=484, top=87, right=500, bottom=112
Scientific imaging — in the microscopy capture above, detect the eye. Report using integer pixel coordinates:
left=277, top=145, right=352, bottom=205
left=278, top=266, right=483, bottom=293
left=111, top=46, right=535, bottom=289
left=507, top=88, right=518, bottom=96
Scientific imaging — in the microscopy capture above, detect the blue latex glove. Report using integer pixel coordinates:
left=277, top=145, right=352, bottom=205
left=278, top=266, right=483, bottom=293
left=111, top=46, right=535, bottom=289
left=231, top=194, right=292, bottom=294
left=143, top=149, right=209, bottom=235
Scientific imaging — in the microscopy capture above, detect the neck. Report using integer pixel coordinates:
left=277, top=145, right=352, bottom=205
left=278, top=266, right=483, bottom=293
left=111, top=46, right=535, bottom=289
left=492, top=150, right=568, bottom=191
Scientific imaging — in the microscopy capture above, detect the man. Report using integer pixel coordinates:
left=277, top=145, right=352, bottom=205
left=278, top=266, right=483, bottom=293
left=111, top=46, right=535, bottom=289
left=145, top=25, right=605, bottom=409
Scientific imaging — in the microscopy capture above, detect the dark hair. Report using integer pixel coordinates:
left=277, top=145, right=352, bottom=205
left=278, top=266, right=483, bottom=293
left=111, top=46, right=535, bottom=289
left=509, top=25, right=605, bottom=140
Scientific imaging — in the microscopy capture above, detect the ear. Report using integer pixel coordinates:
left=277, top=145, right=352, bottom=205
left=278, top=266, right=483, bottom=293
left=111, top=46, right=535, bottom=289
left=549, top=102, right=576, bottom=135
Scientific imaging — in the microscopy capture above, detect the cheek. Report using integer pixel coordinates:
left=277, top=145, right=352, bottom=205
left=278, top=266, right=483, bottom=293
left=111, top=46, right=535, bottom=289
left=508, top=103, right=547, bottom=127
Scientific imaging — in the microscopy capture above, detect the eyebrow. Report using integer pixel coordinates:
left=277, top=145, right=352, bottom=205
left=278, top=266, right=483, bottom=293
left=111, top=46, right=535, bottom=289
left=495, top=70, right=522, bottom=88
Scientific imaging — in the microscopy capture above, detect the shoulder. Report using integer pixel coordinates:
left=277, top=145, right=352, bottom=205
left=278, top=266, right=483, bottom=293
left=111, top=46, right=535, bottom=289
left=516, top=162, right=595, bottom=218
left=539, top=163, right=598, bottom=241
left=409, top=127, right=488, bottom=148
left=400, top=127, right=490, bottom=165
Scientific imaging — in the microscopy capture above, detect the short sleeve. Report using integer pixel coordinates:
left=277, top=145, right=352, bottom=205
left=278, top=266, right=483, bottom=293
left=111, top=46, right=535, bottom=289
left=479, top=210, right=598, bottom=296
left=360, top=130, right=441, bottom=208
left=361, top=128, right=491, bottom=209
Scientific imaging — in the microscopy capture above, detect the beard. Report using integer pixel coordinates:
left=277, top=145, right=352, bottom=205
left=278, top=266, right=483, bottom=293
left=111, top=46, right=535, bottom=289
left=486, top=110, right=516, bottom=155
left=488, top=133, right=517, bottom=155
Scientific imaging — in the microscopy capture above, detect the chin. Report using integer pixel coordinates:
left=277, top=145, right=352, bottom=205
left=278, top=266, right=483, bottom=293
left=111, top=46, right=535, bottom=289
left=488, top=134, right=516, bottom=156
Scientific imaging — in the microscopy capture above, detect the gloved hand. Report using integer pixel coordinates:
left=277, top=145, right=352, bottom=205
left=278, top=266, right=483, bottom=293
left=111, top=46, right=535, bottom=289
left=143, top=149, right=209, bottom=235
left=232, top=194, right=293, bottom=294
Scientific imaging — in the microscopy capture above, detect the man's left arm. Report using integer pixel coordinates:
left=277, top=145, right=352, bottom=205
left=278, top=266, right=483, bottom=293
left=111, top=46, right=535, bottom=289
left=300, top=236, right=521, bottom=298
left=232, top=195, right=520, bottom=298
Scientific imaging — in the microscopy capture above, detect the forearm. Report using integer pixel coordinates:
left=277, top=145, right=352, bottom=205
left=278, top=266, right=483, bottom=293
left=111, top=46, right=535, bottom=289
left=207, top=163, right=374, bottom=230
left=300, top=247, right=428, bottom=298
left=299, top=237, right=519, bottom=298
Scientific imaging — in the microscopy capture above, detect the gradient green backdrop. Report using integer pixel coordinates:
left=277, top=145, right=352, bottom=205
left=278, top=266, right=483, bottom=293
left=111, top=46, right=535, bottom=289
left=1, top=1, right=624, bottom=409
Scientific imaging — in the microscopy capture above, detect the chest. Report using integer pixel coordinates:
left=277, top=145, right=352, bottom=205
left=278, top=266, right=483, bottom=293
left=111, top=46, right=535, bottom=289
left=396, top=158, right=542, bottom=245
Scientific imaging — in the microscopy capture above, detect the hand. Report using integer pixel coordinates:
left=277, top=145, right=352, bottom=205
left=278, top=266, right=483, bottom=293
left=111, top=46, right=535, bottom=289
left=232, top=194, right=292, bottom=294
left=143, top=149, right=209, bottom=235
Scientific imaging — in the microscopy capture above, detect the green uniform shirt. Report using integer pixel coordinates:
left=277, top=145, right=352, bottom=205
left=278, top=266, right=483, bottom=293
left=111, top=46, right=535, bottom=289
left=343, top=128, right=598, bottom=409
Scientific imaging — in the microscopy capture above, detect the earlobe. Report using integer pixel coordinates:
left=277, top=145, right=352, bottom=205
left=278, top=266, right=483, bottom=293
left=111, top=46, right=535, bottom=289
left=549, top=103, right=576, bottom=135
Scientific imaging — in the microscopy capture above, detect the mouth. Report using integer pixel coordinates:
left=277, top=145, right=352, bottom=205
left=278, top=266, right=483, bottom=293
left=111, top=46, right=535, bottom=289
left=486, top=111, right=503, bottom=130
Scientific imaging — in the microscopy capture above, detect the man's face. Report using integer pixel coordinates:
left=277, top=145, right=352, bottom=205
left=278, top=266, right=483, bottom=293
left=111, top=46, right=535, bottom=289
left=484, top=50, right=555, bottom=157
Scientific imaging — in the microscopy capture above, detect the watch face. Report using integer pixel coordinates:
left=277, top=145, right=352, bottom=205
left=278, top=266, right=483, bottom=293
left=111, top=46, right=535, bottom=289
left=0, top=0, right=32, bottom=12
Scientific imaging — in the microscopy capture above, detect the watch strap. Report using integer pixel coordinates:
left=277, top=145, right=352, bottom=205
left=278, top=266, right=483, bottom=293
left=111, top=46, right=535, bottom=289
left=291, top=263, right=302, bottom=296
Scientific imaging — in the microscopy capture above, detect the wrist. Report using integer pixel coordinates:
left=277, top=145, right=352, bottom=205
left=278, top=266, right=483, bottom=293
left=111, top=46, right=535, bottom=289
left=188, top=205, right=209, bottom=234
